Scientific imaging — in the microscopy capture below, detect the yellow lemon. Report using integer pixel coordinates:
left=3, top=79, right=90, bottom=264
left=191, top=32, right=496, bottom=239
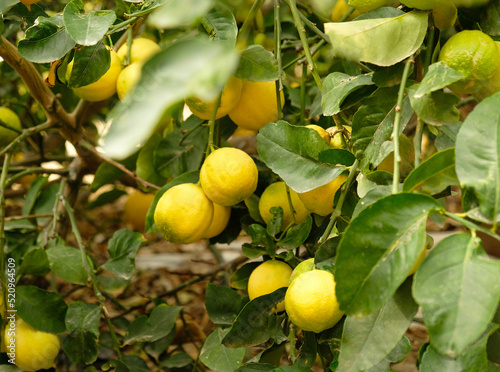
left=154, top=183, right=213, bottom=244
left=116, top=62, right=143, bottom=100
left=285, top=269, right=344, bottom=333
left=438, top=30, right=500, bottom=94
left=117, top=37, right=161, bottom=64
left=289, top=257, right=315, bottom=284
left=123, top=190, right=155, bottom=231
left=228, top=80, right=285, bottom=131
left=348, top=0, right=399, bottom=13
left=4, top=318, right=60, bottom=371
left=258, top=181, right=310, bottom=230
left=68, top=50, right=122, bottom=102
left=297, top=175, right=348, bottom=216
left=328, top=126, right=352, bottom=149
left=306, top=124, right=330, bottom=145
left=248, top=260, right=293, bottom=312
left=0, top=107, right=21, bottom=147
left=203, top=203, right=231, bottom=239
left=186, top=76, right=243, bottom=120
left=200, top=147, right=258, bottom=206
left=331, top=0, right=360, bottom=21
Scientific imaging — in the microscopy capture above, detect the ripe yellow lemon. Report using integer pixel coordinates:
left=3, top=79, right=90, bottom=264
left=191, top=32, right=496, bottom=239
left=258, top=181, right=310, bottom=230
left=297, top=175, right=348, bottom=216
left=289, top=257, right=315, bottom=284
left=203, top=203, right=231, bottom=239
left=200, top=147, right=258, bottom=206
left=285, top=269, right=344, bottom=333
left=248, top=260, right=293, bottom=312
left=0, top=107, right=21, bottom=147
left=328, top=126, right=352, bottom=149
left=117, top=37, right=161, bottom=64
left=331, top=0, right=360, bottom=21
left=438, top=30, right=500, bottom=94
left=68, top=50, right=122, bottom=102
left=475, top=42, right=500, bottom=101
left=186, top=76, right=243, bottom=120
left=123, top=190, right=155, bottom=231
left=228, top=80, right=284, bottom=131
left=348, top=0, right=399, bottom=14
left=306, top=124, right=330, bottom=145
left=116, top=62, right=143, bottom=100
left=4, top=318, right=60, bottom=371
left=154, top=183, right=214, bottom=244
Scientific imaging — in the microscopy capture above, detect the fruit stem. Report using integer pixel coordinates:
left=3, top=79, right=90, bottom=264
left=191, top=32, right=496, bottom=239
left=286, top=0, right=323, bottom=90
left=0, top=153, right=12, bottom=319
left=285, top=185, right=298, bottom=225
left=423, top=25, right=435, bottom=75
left=392, top=56, right=413, bottom=195
left=282, top=39, right=325, bottom=71
left=274, top=0, right=284, bottom=121
left=125, top=26, right=133, bottom=66
left=0, top=121, right=52, bottom=158
left=443, top=211, right=500, bottom=242
left=319, top=159, right=359, bottom=245
left=300, top=63, right=307, bottom=123
left=206, top=91, right=223, bottom=156
left=414, top=118, right=423, bottom=168
left=107, top=17, right=137, bottom=34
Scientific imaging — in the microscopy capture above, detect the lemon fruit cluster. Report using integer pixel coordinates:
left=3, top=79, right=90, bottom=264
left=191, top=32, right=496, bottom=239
left=247, top=260, right=293, bottom=312
left=154, top=147, right=257, bottom=244
left=186, top=77, right=285, bottom=131
left=0, top=107, right=21, bottom=147
left=438, top=30, right=500, bottom=94
left=285, top=269, right=344, bottom=333
left=5, top=318, right=60, bottom=371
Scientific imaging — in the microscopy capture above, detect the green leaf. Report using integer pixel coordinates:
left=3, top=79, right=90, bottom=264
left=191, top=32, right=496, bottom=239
left=487, top=328, right=500, bottom=364
left=408, top=84, right=460, bottom=126
left=16, top=286, right=68, bottom=333
left=90, top=152, right=138, bottom=192
left=101, top=229, right=144, bottom=281
left=257, top=121, right=345, bottom=193
left=296, top=331, right=318, bottom=368
left=235, top=45, right=279, bottom=82
left=230, top=262, right=261, bottom=290
left=103, top=38, right=238, bottom=159
left=22, top=176, right=48, bottom=215
left=315, top=237, right=341, bottom=273
left=136, top=133, right=167, bottom=187
left=160, top=352, right=193, bottom=368
left=267, top=207, right=284, bottom=239
left=456, top=92, right=500, bottom=222
left=63, top=0, right=116, bottom=45
left=366, top=336, right=411, bottom=372
left=249, top=224, right=275, bottom=258
left=318, top=149, right=356, bottom=167
left=324, top=10, right=427, bottom=67
left=352, top=185, right=392, bottom=219
left=235, top=363, right=276, bottom=371
left=200, top=327, right=246, bottom=372
left=46, top=245, right=88, bottom=285
left=62, top=301, right=101, bottom=364
left=222, top=288, right=286, bottom=347
left=413, top=233, right=500, bottom=357
left=413, top=62, right=464, bottom=98
left=148, top=0, right=213, bottom=29
left=0, top=0, right=17, bottom=13
left=18, top=15, right=76, bottom=63
left=321, top=72, right=374, bottom=115
left=334, top=193, right=441, bottom=316
left=337, top=279, right=418, bottom=372
left=277, top=215, right=313, bottom=251
left=19, top=247, right=49, bottom=276
left=435, top=121, right=462, bottom=151
left=33, top=183, right=59, bottom=225
left=124, top=304, right=182, bottom=345
left=88, top=189, right=127, bottom=209
left=480, top=0, right=500, bottom=36
left=205, top=283, right=249, bottom=325
left=68, top=41, right=110, bottom=88
left=403, top=148, right=458, bottom=195
left=203, top=6, right=237, bottom=46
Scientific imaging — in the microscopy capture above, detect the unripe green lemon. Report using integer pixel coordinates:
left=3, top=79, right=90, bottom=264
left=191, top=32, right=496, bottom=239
left=0, top=107, right=21, bottom=147
left=474, top=42, right=500, bottom=101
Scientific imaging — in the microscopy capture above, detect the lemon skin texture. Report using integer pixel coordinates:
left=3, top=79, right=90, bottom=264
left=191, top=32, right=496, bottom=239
left=258, top=181, right=310, bottom=231
left=306, top=124, right=330, bottom=145
left=200, top=147, right=258, bottom=206
left=289, top=257, right=315, bottom=284
left=5, top=318, right=60, bottom=371
left=285, top=269, right=344, bottom=333
left=203, top=203, right=231, bottom=239
left=0, top=107, right=22, bottom=147
left=248, top=260, right=293, bottom=312
left=228, top=80, right=285, bottom=131
left=117, top=37, right=161, bottom=64
left=475, top=42, right=500, bottom=101
left=154, top=183, right=214, bottom=244
left=186, top=76, right=243, bottom=120
left=116, top=62, right=143, bottom=100
left=69, top=50, right=122, bottom=102
left=123, top=190, right=155, bottom=231
left=298, top=175, right=348, bottom=216
left=438, top=30, right=500, bottom=94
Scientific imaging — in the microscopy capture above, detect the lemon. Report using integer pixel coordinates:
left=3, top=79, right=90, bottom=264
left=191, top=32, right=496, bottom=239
left=0, top=107, right=21, bottom=147
left=186, top=76, right=243, bottom=120
left=331, top=0, right=360, bottom=21
left=474, top=42, right=500, bottom=101
left=20, top=0, right=40, bottom=10
left=203, top=203, right=231, bottom=239
left=306, top=124, right=330, bottom=145
left=438, top=30, right=500, bottom=94
left=4, top=318, right=60, bottom=371
left=289, top=257, right=315, bottom=284
left=285, top=269, right=344, bottom=333
left=200, top=147, right=258, bottom=206
left=123, top=190, right=155, bottom=231
left=328, top=126, right=352, bottom=149
left=432, top=0, right=457, bottom=30
left=117, top=37, right=161, bottom=64
left=297, top=175, right=348, bottom=216
left=258, top=181, right=310, bottom=230
left=154, top=183, right=214, bottom=244
left=68, top=50, right=122, bottom=102
left=248, top=260, right=293, bottom=312
left=116, top=62, right=143, bottom=100
left=231, top=127, right=257, bottom=137
left=348, top=0, right=399, bottom=14
left=228, top=80, right=285, bottom=131
left=399, top=0, right=445, bottom=9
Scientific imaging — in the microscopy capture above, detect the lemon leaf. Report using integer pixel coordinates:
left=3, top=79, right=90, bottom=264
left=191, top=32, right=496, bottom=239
left=206, top=283, right=249, bottom=325
left=324, top=10, right=428, bottom=67
left=148, top=0, right=213, bottom=29
left=101, top=229, right=144, bottom=281
left=322, top=72, right=374, bottom=116
left=46, top=245, right=88, bottom=285
left=68, top=41, right=110, bottom=88
left=408, top=85, right=460, bottom=126
left=203, top=6, right=238, bottom=46
left=201, top=328, right=246, bottom=372
left=413, top=62, right=464, bottom=98
left=235, top=45, right=280, bottom=82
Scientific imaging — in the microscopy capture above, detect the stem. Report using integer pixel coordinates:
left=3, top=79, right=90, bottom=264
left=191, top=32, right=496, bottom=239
left=206, top=92, right=223, bottom=156
left=423, top=26, right=435, bottom=75
left=297, top=9, right=330, bottom=43
left=300, top=63, right=307, bottom=124
left=4, top=214, right=53, bottom=222
left=0, top=121, right=53, bottom=158
left=414, top=118, right=423, bottom=168
left=286, top=0, right=323, bottom=89
left=443, top=211, right=500, bottom=242
left=274, top=0, right=284, bottom=120
left=319, top=159, right=359, bottom=244
left=285, top=185, right=297, bottom=225
left=0, top=153, right=12, bottom=318
left=6, top=166, right=68, bottom=188
left=125, top=27, right=133, bottom=66
left=392, top=57, right=413, bottom=194
left=237, top=0, right=267, bottom=48
left=108, top=17, right=137, bottom=34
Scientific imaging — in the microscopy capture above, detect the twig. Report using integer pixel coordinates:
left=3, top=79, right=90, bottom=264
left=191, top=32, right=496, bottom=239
left=4, top=213, right=53, bottom=222
left=274, top=0, right=284, bottom=120
left=0, top=121, right=53, bottom=158
left=206, top=92, right=223, bottom=156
